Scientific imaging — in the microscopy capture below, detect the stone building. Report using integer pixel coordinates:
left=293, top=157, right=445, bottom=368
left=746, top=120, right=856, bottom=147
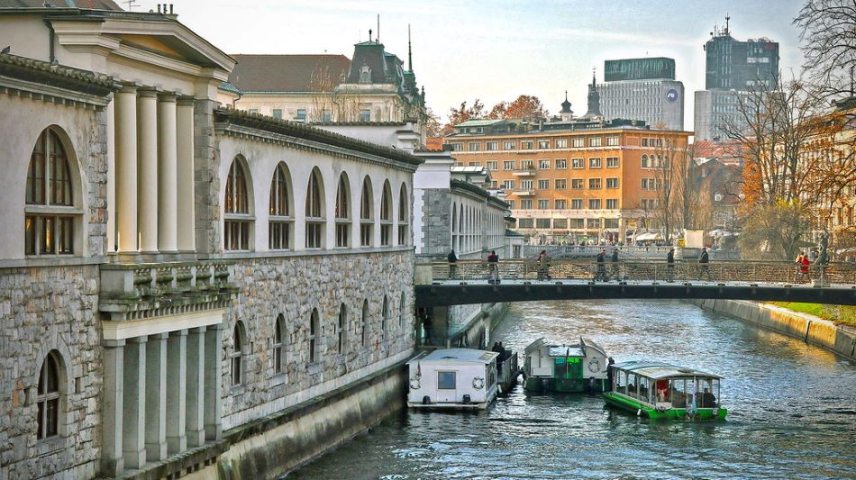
left=0, top=2, right=419, bottom=479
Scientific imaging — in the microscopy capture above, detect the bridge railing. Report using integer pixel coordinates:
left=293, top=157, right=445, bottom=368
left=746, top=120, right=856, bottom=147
left=437, top=259, right=856, bottom=285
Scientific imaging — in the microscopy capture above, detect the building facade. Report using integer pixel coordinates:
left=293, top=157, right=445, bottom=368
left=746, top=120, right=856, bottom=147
left=445, top=118, right=692, bottom=244
left=596, top=57, right=685, bottom=131
left=0, top=3, right=419, bottom=479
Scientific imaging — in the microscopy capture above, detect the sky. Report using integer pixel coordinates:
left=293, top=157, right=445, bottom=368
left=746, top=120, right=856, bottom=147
left=142, top=0, right=807, bottom=130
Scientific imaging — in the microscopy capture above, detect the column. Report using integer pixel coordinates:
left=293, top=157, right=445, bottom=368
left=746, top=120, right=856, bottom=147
left=101, top=340, right=125, bottom=476
left=116, top=85, right=138, bottom=252
left=106, top=97, right=117, bottom=253
left=144, top=333, right=168, bottom=461
left=166, top=330, right=187, bottom=453
left=204, top=325, right=222, bottom=441
left=157, top=93, right=178, bottom=253
left=176, top=97, right=196, bottom=252
left=186, top=327, right=206, bottom=447
left=137, top=89, right=159, bottom=254
left=122, top=337, right=147, bottom=469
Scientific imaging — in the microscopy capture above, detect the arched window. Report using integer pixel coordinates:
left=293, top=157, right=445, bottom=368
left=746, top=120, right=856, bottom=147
left=25, top=128, right=77, bottom=256
left=361, top=299, right=369, bottom=347
left=231, top=322, right=246, bottom=386
left=381, top=295, right=389, bottom=340
left=36, top=351, right=62, bottom=440
left=335, top=174, right=350, bottom=248
left=269, top=163, right=293, bottom=250
left=309, top=308, right=320, bottom=363
left=273, top=315, right=285, bottom=375
left=380, top=181, right=392, bottom=246
left=641, top=154, right=649, bottom=168
left=397, top=183, right=409, bottom=246
left=399, top=292, right=406, bottom=329
left=305, top=168, right=325, bottom=249
left=225, top=158, right=252, bottom=251
left=338, top=304, right=347, bottom=353
left=360, top=177, right=374, bottom=247
left=451, top=202, right=458, bottom=252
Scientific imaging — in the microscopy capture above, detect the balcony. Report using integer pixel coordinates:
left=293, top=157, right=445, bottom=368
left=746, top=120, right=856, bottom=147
left=512, top=168, right=537, bottom=177
left=514, top=189, right=536, bottom=196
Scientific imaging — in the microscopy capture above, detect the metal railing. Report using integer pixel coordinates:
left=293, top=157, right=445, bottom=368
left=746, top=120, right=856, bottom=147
left=437, top=259, right=856, bottom=286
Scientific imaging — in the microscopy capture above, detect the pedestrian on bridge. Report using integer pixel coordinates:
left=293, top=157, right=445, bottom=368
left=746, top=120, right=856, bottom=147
left=667, top=247, right=675, bottom=282
left=699, top=247, right=711, bottom=281
left=611, top=248, right=620, bottom=281
left=595, top=248, right=607, bottom=281
left=537, top=250, right=551, bottom=281
left=448, top=250, right=458, bottom=279
left=487, top=250, right=500, bottom=284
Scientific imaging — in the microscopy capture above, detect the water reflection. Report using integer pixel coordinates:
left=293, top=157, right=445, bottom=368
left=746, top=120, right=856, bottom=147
left=292, top=300, right=856, bottom=480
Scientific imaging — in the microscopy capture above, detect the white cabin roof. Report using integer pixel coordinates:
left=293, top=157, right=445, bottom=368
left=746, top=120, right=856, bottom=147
left=611, top=360, right=722, bottom=380
left=548, top=346, right=584, bottom=357
left=407, top=348, right=498, bottom=366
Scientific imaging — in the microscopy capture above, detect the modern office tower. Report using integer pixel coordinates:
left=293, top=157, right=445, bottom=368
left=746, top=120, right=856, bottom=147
left=596, top=57, right=685, bottom=131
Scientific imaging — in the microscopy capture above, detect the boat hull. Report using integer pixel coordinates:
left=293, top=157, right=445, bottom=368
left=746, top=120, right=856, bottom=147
left=603, top=392, right=727, bottom=420
left=524, top=377, right=608, bottom=393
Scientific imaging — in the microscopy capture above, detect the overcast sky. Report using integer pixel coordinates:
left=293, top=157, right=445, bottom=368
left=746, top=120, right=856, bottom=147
left=149, top=0, right=807, bottom=129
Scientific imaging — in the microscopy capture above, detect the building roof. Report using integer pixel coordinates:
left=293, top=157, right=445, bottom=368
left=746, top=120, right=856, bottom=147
left=0, top=52, right=120, bottom=97
left=228, top=54, right=351, bottom=93
left=455, top=119, right=508, bottom=128
left=408, top=348, right=498, bottom=365
left=0, top=0, right=122, bottom=9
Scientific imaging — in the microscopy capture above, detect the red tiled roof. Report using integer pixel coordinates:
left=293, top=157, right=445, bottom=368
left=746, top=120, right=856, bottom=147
left=228, top=54, right=350, bottom=93
left=425, top=137, right=444, bottom=151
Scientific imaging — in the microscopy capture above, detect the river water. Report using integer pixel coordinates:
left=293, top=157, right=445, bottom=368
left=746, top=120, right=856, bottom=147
left=291, top=300, right=856, bottom=479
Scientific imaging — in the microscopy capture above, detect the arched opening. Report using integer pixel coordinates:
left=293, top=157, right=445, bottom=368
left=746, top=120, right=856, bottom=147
left=360, top=176, right=374, bottom=247
left=335, top=173, right=351, bottom=248
left=381, top=295, right=389, bottom=340
left=225, top=157, right=252, bottom=251
left=305, top=168, right=325, bottom=249
left=399, top=292, right=406, bottom=329
left=269, top=163, right=293, bottom=250
left=338, top=303, right=347, bottom=353
left=231, top=322, right=246, bottom=385
left=397, top=183, right=409, bottom=246
left=273, top=314, right=285, bottom=375
left=309, top=308, right=320, bottom=363
left=380, top=181, right=393, bottom=246
left=36, top=351, right=63, bottom=440
left=361, top=299, right=369, bottom=347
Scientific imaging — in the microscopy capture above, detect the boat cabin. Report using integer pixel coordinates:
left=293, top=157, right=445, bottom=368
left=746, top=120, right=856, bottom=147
left=523, top=337, right=609, bottom=393
left=406, top=348, right=499, bottom=409
left=604, top=361, right=727, bottom=420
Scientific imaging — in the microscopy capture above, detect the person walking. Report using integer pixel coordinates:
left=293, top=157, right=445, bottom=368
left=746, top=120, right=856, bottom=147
left=487, top=250, right=500, bottom=284
left=447, top=249, right=458, bottom=279
left=537, top=249, right=551, bottom=281
left=798, top=252, right=810, bottom=283
left=699, top=247, right=711, bottom=281
left=595, top=248, right=606, bottom=281
left=610, top=248, right=620, bottom=281
left=666, top=247, right=675, bottom=282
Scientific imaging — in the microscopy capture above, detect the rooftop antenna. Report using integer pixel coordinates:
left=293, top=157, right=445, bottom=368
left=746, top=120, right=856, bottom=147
left=124, top=0, right=137, bottom=11
left=408, top=24, right=413, bottom=71
left=369, top=28, right=373, bottom=43
left=724, top=13, right=730, bottom=35
left=377, top=14, right=380, bottom=43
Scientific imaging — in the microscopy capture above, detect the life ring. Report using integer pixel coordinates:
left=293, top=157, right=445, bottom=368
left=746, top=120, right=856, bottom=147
left=472, top=377, right=485, bottom=390
left=409, top=378, right=420, bottom=390
left=588, top=358, right=600, bottom=373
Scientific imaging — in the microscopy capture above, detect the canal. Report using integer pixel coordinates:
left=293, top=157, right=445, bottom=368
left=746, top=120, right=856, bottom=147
left=291, top=300, right=856, bottom=479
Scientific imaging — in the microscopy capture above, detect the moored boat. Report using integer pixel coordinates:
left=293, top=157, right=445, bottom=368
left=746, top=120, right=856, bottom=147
left=603, top=360, right=727, bottom=420
left=406, top=348, right=499, bottom=409
left=523, top=337, right=609, bottom=393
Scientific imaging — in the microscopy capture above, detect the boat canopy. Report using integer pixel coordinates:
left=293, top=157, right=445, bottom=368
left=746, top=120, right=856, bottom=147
left=525, top=337, right=605, bottom=359
left=548, top=346, right=584, bottom=357
left=611, top=360, right=722, bottom=380
left=407, top=348, right=498, bottom=366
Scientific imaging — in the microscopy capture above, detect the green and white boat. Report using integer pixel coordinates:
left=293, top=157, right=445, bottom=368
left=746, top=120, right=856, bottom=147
left=603, top=361, right=727, bottom=420
left=523, top=337, right=609, bottom=393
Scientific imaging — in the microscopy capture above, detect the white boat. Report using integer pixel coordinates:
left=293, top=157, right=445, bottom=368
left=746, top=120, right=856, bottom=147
left=406, top=348, right=499, bottom=409
left=523, top=337, right=609, bottom=393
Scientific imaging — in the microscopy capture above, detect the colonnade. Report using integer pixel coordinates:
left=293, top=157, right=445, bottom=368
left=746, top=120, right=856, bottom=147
left=113, top=84, right=196, bottom=254
left=101, top=326, right=222, bottom=474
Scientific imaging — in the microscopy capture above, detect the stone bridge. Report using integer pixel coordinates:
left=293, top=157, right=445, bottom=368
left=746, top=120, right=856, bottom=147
left=414, top=260, right=856, bottom=307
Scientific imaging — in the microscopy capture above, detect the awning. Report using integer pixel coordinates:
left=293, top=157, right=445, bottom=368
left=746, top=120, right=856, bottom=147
left=709, top=229, right=737, bottom=238
left=635, top=232, right=662, bottom=241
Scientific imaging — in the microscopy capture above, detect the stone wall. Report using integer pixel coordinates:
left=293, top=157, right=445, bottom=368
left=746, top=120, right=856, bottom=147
left=195, top=99, right=221, bottom=256
left=0, top=265, right=102, bottom=479
left=418, top=189, right=452, bottom=258
left=221, top=250, right=415, bottom=430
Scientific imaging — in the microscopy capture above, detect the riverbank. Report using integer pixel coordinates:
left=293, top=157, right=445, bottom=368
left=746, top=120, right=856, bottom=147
left=696, top=299, right=856, bottom=360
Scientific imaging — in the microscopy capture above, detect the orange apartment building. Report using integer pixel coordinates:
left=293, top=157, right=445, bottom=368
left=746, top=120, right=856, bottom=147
left=445, top=118, right=692, bottom=244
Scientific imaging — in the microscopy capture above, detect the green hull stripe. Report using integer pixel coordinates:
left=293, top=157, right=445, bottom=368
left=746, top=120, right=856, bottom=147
left=602, top=392, right=727, bottom=420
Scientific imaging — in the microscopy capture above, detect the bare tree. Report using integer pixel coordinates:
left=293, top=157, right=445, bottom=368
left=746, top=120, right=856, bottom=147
left=650, top=135, right=695, bottom=243
left=795, top=0, right=856, bottom=100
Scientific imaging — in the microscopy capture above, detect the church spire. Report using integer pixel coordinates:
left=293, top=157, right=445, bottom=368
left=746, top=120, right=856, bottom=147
left=408, top=24, right=413, bottom=72
left=584, top=67, right=602, bottom=118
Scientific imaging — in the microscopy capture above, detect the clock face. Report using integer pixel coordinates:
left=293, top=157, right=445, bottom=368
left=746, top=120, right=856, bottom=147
left=666, top=89, right=679, bottom=102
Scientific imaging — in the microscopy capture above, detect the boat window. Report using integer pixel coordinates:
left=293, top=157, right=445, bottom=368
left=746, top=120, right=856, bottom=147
left=655, top=379, right=670, bottom=403
left=615, top=370, right=625, bottom=393
left=487, top=365, right=496, bottom=387
left=699, top=377, right=720, bottom=408
left=671, top=378, right=688, bottom=408
left=627, top=373, right=637, bottom=398
left=639, top=377, right=650, bottom=403
left=438, top=371, right=456, bottom=390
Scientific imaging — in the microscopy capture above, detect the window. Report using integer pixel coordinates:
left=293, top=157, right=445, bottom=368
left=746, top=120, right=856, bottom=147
left=507, top=200, right=515, bottom=209
left=518, top=218, right=534, bottom=228
left=642, top=198, right=658, bottom=209
left=272, top=108, right=283, bottom=119
left=520, top=199, right=533, bottom=209
left=556, top=139, right=568, bottom=148
left=589, top=137, right=602, bottom=147
left=360, top=177, right=374, bottom=247
left=571, top=199, right=583, bottom=209
left=572, top=158, right=584, bottom=169
left=381, top=296, right=389, bottom=340
left=248, top=108, right=259, bottom=115
left=642, top=178, right=657, bottom=190
left=554, top=218, right=568, bottom=228
left=503, top=141, right=516, bottom=150
left=502, top=180, right=515, bottom=189
left=361, top=300, right=369, bottom=347
left=296, top=109, right=306, bottom=122
left=572, top=137, right=585, bottom=148
left=556, top=159, right=567, bottom=169
left=380, top=182, right=393, bottom=246
left=521, top=180, right=533, bottom=190
left=231, top=323, right=245, bottom=386
left=398, top=184, right=409, bottom=246
left=309, top=308, right=320, bottom=363
left=589, top=178, right=602, bottom=190
left=335, top=174, right=350, bottom=248
left=322, top=110, right=333, bottom=122
left=467, top=161, right=482, bottom=167
left=486, top=142, right=498, bottom=151
left=589, top=158, right=602, bottom=168
left=399, top=292, right=406, bottom=329
left=571, top=179, right=584, bottom=190
left=589, top=199, right=602, bottom=209
left=503, top=160, right=515, bottom=170
left=606, top=199, right=619, bottom=209
left=606, top=178, right=619, bottom=189
left=450, top=143, right=462, bottom=152
left=521, top=160, right=534, bottom=169
left=604, top=218, right=619, bottom=228
left=338, top=304, right=347, bottom=353
left=538, top=200, right=549, bottom=209
left=359, top=109, right=371, bottom=122
left=225, top=159, right=251, bottom=251
left=555, top=199, right=567, bottom=209
left=607, top=157, right=620, bottom=168
left=486, top=161, right=498, bottom=170
left=536, top=218, right=551, bottom=228
left=269, top=163, right=293, bottom=250
left=359, top=65, right=372, bottom=83
left=273, top=315, right=285, bottom=374
left=522, top=140, right=534, bottom=150
left=537, top=139, right=550, bottom=149
left=468, top=142, right=480, bottom=152
left=36, top=351, right=61, bottom=440
left=570, top=218, right=585, bottom=228
left=606, top=136, right=619, bottom=146
left=538, top=179, right=550, bottom=190
left=305, top=168, right=325, bottom=248
left=539, top=159, right=551, bottom=169
left=641, top=155, right=650, bottom=168
left=438, top=371, right=456, bottom=389
left=25, top=129, right=77, bottom=256
left=555, top=179, right=567, bottom=190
